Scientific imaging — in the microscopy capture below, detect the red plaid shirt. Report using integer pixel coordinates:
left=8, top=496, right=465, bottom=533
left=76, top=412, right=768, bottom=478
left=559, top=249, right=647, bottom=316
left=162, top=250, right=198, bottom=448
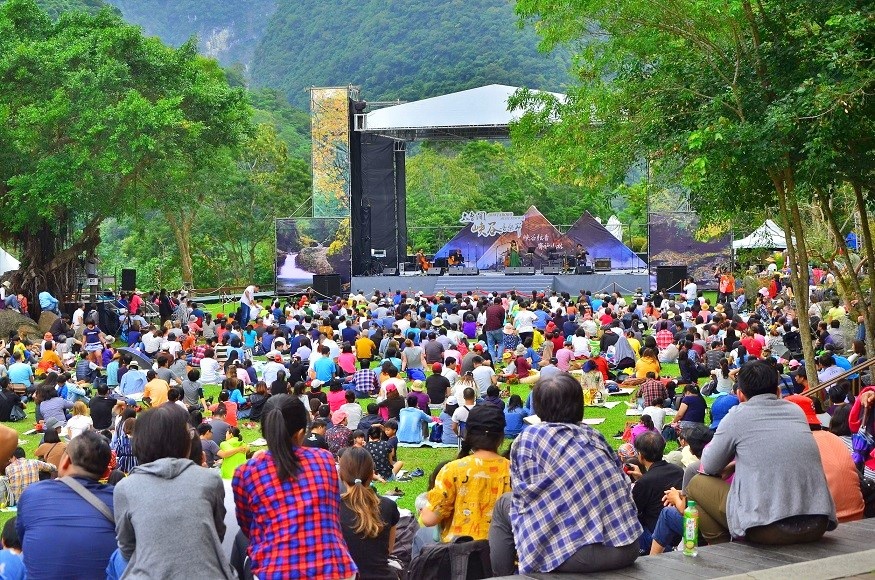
left=639, top=379, right=669, bottom=408
left=232, top=448, right=356, bottom=579
left=191, top=344, right=207, bottom=366
left=655, top=329, right=674, bottom=351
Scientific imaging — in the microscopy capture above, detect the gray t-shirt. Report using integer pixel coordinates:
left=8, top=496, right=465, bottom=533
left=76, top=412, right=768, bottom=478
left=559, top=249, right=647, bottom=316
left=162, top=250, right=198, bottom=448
left=155, top=367, right=174, bottom=384
left=181, top=380, right=203, bottom=407
left=403, top=346, right=424, bottom=369
left=472, top=366, right=495, bottom=396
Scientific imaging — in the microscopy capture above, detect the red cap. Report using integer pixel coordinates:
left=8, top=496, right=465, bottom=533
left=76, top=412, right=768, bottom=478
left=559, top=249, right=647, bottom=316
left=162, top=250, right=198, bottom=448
left=473, top=344, right=484, bottom=352
left=432, top=362, right=442, bottom=373
left=386, top=384, right=398, bottom=392
left=785, top=395, right=819, bottom=426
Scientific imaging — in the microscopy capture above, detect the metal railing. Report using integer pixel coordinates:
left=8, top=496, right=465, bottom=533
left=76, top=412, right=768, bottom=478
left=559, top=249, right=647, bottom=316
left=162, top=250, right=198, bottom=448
left=801, top=357, right=875, bottom=399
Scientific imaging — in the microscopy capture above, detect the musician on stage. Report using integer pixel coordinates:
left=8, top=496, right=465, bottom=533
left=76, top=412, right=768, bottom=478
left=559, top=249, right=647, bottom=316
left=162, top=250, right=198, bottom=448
left=575, top=243, right=589, bottom=266
left=416, top=248, right=430, bottom=274
left=508, top=240, right=521, bottom=268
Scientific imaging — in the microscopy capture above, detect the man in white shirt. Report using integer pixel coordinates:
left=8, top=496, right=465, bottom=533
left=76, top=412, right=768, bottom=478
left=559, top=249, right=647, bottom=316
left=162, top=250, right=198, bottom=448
left=72, top=303, right=85, bottom=332
left=471, top=356, right=497, bottom=396
left=682, top=279, right=698, bottom=303
left=240, top=284, right=258, bottom=327
left=262, top=354, right=286, bottom=386
left=441, top=357, right=459, bottom=387
left=451, top=387, right=477, bottom=436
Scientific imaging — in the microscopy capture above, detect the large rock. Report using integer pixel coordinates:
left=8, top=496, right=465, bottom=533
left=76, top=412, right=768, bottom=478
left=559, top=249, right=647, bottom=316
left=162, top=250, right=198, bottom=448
left=0, top=309, right=41, bottom=340
left=38, top=311, right=59, bottom=334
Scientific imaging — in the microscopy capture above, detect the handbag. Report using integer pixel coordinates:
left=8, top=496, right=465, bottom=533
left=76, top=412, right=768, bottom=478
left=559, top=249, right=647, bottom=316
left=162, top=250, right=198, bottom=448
left=851, top=406, right=875, bottom=470
left=9, top=404, right=26, bottom=422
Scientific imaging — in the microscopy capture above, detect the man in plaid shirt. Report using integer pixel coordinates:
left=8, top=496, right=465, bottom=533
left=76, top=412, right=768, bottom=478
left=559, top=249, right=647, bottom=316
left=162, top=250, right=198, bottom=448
left=5, top=448, right=56, bottom=502
left=639, top=373, right=669, bottom=408
left=345, top=368, right=378, bottom=398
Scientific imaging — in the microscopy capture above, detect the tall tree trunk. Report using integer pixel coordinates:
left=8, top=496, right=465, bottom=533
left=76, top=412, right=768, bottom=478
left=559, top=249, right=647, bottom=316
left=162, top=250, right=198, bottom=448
left=852, top=181, right=875, bottom=357
left=164, top=211, right=194, bottom=288
left=816, top=190, right=875, bottom=357
left=774, top=169, right=818, bottom=386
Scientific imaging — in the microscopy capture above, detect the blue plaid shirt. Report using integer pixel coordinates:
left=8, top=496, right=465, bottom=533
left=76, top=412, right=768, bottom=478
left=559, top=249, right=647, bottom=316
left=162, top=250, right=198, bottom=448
left=510, top=422, right=642, bottom=573
left=350, top=369, right=378, bottom=395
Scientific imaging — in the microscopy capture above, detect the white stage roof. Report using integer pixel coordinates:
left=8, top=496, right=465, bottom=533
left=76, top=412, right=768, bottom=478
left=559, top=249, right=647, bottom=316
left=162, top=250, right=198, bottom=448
left=362, top=84, right=565, bottom=140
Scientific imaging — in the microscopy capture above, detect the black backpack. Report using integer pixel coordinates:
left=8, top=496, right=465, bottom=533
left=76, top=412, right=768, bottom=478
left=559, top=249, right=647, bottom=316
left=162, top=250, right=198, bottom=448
left=407, top=536, right=492, bottom=580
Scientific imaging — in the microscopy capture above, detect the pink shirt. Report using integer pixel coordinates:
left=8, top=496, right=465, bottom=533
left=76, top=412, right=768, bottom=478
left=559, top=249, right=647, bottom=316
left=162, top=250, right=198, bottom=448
left=555, top=347, right=574, bottom=372
left=337, top=352, right=357, bottom=375
left=327, top=389, right=347, bottom=413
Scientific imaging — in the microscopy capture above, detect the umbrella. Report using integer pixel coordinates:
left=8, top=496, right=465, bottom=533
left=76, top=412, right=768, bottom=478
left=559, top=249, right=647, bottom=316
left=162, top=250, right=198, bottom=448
left=117, top=347, right=152, bottom=370
left=851, top=406, right=875, bottom=469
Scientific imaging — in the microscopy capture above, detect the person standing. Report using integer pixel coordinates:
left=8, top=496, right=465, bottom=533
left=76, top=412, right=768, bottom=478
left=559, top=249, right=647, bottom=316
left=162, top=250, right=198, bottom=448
left=484, top=297, right=507, bottom=362
left=239, top=284, right=259, bottom=327
left=508, top=240, right=521, bottom=268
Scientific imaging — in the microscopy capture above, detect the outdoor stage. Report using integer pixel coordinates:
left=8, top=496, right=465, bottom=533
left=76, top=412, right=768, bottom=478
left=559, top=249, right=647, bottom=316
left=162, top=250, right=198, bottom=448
left=350, top=270, right=649, bottom=297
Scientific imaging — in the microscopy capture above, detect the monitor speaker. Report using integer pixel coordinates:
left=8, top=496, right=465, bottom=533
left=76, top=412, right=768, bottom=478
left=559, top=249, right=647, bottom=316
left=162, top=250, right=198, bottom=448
left=576, top=265, right=594, bottom=275
left=464, top=267, right=479, bottom=275
left=312, top=274, right=342, bottom=297
left=594, top=258, right=612, bottom=271
left=121, top=269, right=136, bottom=292
left=520, top=266, right=535, bottom=275
left=448, top=267, right=466, bottom=276
left=382, top=268, right=397, bottom=276
left=504, top=267, right=519, bottom=275
left=542, top=266, right=561, bottom=275
left=426, top=269, right=442, bottom=276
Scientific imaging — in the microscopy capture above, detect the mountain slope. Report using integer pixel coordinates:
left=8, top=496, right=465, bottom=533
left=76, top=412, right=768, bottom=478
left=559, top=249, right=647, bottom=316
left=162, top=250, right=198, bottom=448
left=106, top=0, right=275, bottom=72
left=106, top=0, right=570, bottom=105
left=253, top=0, right=570, bottom=104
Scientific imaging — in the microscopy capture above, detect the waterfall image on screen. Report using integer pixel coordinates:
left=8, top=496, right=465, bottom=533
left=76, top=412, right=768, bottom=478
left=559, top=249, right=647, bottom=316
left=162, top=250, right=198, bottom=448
left=275, top=218, right=351, bottom=294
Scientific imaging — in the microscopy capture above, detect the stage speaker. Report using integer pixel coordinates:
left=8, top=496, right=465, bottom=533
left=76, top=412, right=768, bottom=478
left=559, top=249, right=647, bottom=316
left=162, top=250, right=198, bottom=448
left=426, top=269, right=442, bottom=276
left=312, top=274, right=342, bottom=297
left=656, top=266, right=687, bottom=292
left=382, top=267, right=397, bottom=276
left=576, top=265, right=594, bottom=275
left=520, top=266, right=535, bottom=275
left=504, top=267, right=519, bottom=275
left=448, top=267, right=465, bottom=276
left=121, top=269, right=136, bottom=292
left=542, top=266, right=561, bottom=275
left=464, top=267, right=479, bottom=275
left=594, top=258, right=612, bottom=272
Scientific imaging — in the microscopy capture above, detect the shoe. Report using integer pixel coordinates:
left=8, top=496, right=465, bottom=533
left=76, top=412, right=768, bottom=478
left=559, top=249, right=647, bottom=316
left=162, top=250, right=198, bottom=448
left=396, top=475, right=413, bottom=482
left=410, top=468, right=424, bottom=478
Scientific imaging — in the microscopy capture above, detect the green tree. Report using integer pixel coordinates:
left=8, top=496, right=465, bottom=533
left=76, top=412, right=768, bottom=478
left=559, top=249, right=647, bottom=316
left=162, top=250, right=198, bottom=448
left=511, top=0, right=874, bottom=382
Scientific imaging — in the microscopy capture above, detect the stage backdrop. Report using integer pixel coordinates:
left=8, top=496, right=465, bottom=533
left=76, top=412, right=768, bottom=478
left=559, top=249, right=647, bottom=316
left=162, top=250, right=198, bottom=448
left=648, top=212, right=731, bottom=290
left=433, top=206, right=641, bottom=271
left=276, top=218, right=351, bottom=294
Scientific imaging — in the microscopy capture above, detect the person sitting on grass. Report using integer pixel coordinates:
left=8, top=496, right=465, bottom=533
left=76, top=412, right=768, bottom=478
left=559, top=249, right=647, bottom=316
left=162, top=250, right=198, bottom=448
left=338, top=447, right=400, bottom=580
left=326, top=410, right=352, bottom=457
left=420, top=405, right=510, bottom=542
left=218, top=427, right=249, bottom=480
left=358, top=403, right=383, bottom=433
left=365, top=425, right=402, bottom=482
left=687, top=360, right=837, bottom=545
left=398, top=395, right=437, bottom=445
left=303, top=419, right=330, bottom=451
left=0, top=517, right=25, bottom=580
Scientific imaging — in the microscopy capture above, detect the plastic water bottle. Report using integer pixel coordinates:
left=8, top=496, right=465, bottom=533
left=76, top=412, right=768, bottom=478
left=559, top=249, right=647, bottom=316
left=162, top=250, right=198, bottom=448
left=683, top=500, right=699, bottom=556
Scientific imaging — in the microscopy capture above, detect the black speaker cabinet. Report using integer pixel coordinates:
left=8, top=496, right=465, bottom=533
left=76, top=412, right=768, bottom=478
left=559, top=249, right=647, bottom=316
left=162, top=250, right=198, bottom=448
left=426, top=269, right=443, bottom=276
left=542, top=266, right=561, bottom=275
left=312, top=274, right=342, bottom=297
left=382, top=268, right=398, bottom=276
left=594, top=258, right=612, bottom=271
left=121, top=268, right=136, bottom=292
left=576, top=265, right=594, bottom=275
left=655, top=266, right=688, bottom=293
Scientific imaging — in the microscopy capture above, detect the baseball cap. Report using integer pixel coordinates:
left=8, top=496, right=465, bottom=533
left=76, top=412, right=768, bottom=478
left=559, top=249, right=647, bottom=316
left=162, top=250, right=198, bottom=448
left=465, top=404, right=505, bottom=434
left=473, top=344, right=484, bottom=352
left=785, top=395, right=819, bottom=426
left=129, top=360, right=140, bottom=369
left=446, top=396, right=458, bottom=406
left=332, top=410, right=348, bottom=424
left=432, top=362, right=442, bottom=373
left=44, top=417, right=61, bottom=431
left=386, top=384, right=398, bottom=393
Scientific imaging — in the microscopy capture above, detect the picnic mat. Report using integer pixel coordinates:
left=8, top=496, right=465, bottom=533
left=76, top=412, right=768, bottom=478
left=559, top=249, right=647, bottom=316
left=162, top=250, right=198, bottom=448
left=626, top=408, right=677, bottom=417
left=609, top=388, right=636, bottom=396
left=524, top=416, right=606, bottom=426
left=586, top=401, right=622, bottom=409
left=398, top=442, right=458, bottom=448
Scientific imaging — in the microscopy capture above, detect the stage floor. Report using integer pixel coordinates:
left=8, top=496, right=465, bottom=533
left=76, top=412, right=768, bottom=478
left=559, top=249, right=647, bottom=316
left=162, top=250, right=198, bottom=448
left=351, top=270, right=649, bottom=297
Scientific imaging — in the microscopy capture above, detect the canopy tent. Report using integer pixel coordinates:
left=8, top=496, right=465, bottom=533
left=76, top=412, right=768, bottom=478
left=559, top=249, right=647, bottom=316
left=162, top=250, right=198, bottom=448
left=0, top=247, right=19, bottom=276
left=733, top=219, right=789, bottom=250
left=564, top=212, right=646, bottom=270
left=362, top=84, right=565, bottom=141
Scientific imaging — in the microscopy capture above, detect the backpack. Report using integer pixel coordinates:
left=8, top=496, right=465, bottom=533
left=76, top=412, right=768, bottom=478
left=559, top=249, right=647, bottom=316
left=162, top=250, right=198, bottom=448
left=457, top=405, right=473, bottom=440
left=429, top=421, right=444, bottom=443
left=0, top=475, right=15, bottom=507
left=407, top=368, right=426, bottom=382
left=407, top=536, right=492, bottom=580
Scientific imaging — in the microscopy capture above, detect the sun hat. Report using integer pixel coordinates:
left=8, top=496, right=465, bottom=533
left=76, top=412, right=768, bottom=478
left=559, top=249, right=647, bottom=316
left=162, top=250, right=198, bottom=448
left=514, top=344, right=527, bottom=356
left=431, top=318, right=444, bottom=327
left=410, top=380, right=424, bottom=392
left=44, top=417, right=62, bottom=431
left=503, top=323, right=515, bottom=333
left=332, top=410, right=348, bottom=424
left=129, top=360, right=139, bottom=369
left=446, top=396, right=458, bottom=406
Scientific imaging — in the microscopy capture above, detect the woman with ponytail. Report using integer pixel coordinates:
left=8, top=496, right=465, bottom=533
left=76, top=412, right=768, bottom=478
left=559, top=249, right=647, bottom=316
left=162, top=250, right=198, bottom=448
left=232, top=394, right=357, bottom=579
left=338, top=447, right=400, bottom=579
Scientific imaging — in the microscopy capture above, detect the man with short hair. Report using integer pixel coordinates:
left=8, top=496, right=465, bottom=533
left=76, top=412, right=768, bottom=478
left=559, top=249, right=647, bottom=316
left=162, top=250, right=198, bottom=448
left=309, top=346, right=336, bottom=385
left=484, top=297, right=506, bottom=361
left=118, top=360, right=147, bottom=400
left=17, top=431, right=116, bottom=579
left=471, top=356, right=497, bottom=397
left=89, top=384, right=116, bottom=430
left=627, top=432, right=683, bottom=552
left=239, top=284, right=259, bottom=327
left=688, top=360, right=837, bottom=545
left=638, top=372, right=668, bottom=409
left=143, top=369, right=170, bottom=407
left=5, top=448, right=56, bottom=502
left=6, top=353, right=32, bottom=389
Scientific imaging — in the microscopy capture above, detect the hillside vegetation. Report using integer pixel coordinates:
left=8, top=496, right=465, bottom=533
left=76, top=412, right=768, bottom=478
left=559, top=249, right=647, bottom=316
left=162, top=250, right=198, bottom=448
left=106, top=0, right=570, bottom=105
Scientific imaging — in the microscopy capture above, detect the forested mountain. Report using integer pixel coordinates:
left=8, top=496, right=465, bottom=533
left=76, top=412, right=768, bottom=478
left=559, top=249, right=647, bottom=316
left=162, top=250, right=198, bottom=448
left=6, top=0, right=118, bottom=17
left=106, top=0, right=570, bottom=105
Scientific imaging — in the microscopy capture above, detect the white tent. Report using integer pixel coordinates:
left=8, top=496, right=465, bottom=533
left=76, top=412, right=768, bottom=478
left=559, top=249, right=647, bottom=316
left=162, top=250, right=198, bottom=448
left=733, top=219, right=788, bottom=249
left=0, top=247, right=19, bottom=276
left=605, top=215, right=623, bottom=241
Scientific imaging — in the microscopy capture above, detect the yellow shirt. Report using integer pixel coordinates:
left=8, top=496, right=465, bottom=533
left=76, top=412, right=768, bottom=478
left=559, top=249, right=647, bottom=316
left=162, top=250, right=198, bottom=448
left=355, top=337, right=376, bottom=359
left=634, top=357, right=661, bottom=379
left=426, top=455, right=511, bottom=541
left=143, top=379, right=170, bottom=407
left=627, top=337, right=641, bottom=357
left=531, top=329, right=544, bottom=352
